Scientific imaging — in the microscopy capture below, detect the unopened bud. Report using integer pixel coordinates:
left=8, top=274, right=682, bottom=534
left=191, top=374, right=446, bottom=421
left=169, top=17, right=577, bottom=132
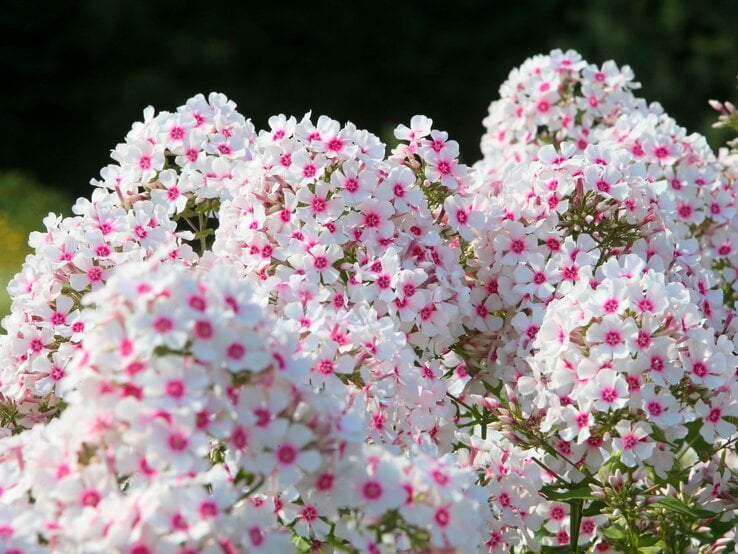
left=709, top=99, right=725, bottom=113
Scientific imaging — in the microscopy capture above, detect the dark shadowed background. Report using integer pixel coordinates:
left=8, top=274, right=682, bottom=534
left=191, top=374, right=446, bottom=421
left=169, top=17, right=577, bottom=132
left=3, top=0, right=738, bottom=198
left=0, top=0, right=737, bottom=312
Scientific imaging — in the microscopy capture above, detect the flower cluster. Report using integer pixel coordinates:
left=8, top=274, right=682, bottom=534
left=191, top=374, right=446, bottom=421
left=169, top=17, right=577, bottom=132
left=0, top=258, right=489, bottom=552
left=457, top=50, right=738, bottom=551
left=478, top=49, right=737, bottom=307
left=0, top=95, right=490, bottom=552
left=1, top=50, right=738, bottom=553
left=211, top=111, right=481, bottom=448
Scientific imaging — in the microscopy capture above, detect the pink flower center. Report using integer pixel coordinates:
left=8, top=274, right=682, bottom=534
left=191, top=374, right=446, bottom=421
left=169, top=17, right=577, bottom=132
left=435, top=507, right=450, bottom=527
left=316, top=472, right=334, bottom=491
left=362, top=480, right=383, bottom=500
left=199, top=501, right=218, bottom=518
left=647, top=401, right=663, bottom=417
left=153, top=317, right=173, bottom=333
left=313, top=255, right=328, bottom=270
left=166, top=380, right=185, bottom=398
left=653, top=145, right=670, bottom=160
left=364, top=212, right=380, bottom=227
left=650, top=356, right=664, bottom=372
left=327, top=138, right=344, bottom=152
left=550, top=505, right=566, bottom=520
left=87, top=266, right=103, bottom=282
left=706, top=407, right=722, bottom=424
left=50, top=366, right=65, bottom=381
left=311, top=197, right=327, bottom=213
left=596, top=179, right=610, bottom=193
left=603, top=298, right=619, bottom=314
left=81, top=490, right=101, bottom=507
left=301, top=505, right=319, bottom=522
left=276, top=443, right=298, bottom=466
left=561, top=265, right=578, bottom=280
left=510, top=239, right=525, bottom=254
left=345, top=177, right=359, bottom=193
left=677, top=203, right=693, bottom=218
left=232, top=427, right=248, bottom=449
left=604, top=330, right=621, bottom=346
left=303, top=164, right=317, bottom=178
left=227, top=342, right=245, bottom=360
left=621, top=433, right=638, bottom=450
left=134, top=224, right=148, bottom=239
left=253, top=407, right=270, bottom=427
left=316, top=359, right=334, bottom=375
left=172, top=513, right=189, bottom=530
left=29, top=338, right=45, bottom=353
left=168, top=432, right=188, bottom=451
left=249, top=527, right=264, bottom=547
left=692, top=361, right=708, bottom=378
left=636, top=330, right=651, bottom=349
left=194, top=320, right=213, bottom=339
left=56, top=463, right=71, bottom=480
left=188, top=295, right=206, bottom=311
left=600, top=386, right=618, bottom=404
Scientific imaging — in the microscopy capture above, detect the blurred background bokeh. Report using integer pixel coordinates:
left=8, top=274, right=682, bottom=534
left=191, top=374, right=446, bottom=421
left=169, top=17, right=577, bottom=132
left=2, top=0, right=738, bottom=315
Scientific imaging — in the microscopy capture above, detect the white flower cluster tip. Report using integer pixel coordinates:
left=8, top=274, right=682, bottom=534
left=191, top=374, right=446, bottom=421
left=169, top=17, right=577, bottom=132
left=1, top=50, right=738, bottom=552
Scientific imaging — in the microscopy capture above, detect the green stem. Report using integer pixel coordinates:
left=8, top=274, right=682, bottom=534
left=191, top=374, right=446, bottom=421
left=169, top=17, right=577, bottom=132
left=198, top=211, right=207, bottom=254
left=624, top=514, right=640, bottom=554
left=569, top=499, right=583, bottom=553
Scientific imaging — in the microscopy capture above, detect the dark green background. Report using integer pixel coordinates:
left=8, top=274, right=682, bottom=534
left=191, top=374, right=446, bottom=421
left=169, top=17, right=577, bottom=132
left=2, top=0, right=737, bottom=199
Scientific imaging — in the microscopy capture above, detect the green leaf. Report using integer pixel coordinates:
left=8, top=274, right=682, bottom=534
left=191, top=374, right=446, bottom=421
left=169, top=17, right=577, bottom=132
left=639, top=546, right=665, bottom=554
left=581, top=500, right=606, bottom=517
left=602, top=524, right=627, bottom=541
left=292, top=535, right=313, bottom=552
left=654, top=496, right=714, bottom=520
left=541, top=484, right=594, bottom=502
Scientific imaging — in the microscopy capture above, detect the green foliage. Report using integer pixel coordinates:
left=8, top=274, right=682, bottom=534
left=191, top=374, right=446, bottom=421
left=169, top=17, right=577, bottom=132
left=0, top=171, right=72, bottom=317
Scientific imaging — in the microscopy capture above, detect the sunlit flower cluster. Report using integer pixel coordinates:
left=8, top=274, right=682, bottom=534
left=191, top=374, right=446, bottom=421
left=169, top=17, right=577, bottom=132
left=1, top=50, right=738, bottom=553
left=462, top=49, right=738, bottom=551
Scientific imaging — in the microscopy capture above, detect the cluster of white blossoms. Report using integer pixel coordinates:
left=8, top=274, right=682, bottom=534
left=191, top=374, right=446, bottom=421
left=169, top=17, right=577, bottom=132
left=1, top=50, right=738, bottom=553
left=462, top=49, right=738, bottom=551
left=0, top=259, right=488, bottom=552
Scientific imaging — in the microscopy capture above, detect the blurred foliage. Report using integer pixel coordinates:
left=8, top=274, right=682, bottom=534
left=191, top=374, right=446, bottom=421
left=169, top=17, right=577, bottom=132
left=1, top=0, right=738, bottom=199
left=0, top=172, right=72, bottom=316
